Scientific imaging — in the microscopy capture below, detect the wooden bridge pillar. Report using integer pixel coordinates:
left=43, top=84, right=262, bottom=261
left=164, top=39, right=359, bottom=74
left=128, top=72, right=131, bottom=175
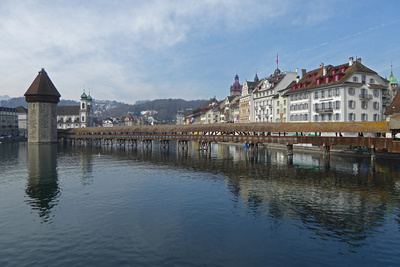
left=159, top=140, right=170, bottom=151
left=117, top=139, right=125, bottom=148
left=198, top=141, right=211, bottom=152
left=323, top=143, right=330, bottom=157
left=286, top=143, right=293, bottom=156
left=127, top=139, right=137, bottom=148
left=370, top=145, right=376, bottom=166
left=104, top=139, right=113, bottom=146
left=142, top=140, right=152, bottom=149
left=178, top=140, right=189, bottom=151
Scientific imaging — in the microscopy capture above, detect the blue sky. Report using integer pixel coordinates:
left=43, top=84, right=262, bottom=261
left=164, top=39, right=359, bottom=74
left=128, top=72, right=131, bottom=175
left=0, top=0, right=399, bottom=104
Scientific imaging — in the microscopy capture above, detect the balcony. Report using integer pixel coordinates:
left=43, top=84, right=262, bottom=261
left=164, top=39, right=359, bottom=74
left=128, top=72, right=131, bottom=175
left=315, top=107, right=333, bottom=113
left=359, top=93, right=373, bottom=100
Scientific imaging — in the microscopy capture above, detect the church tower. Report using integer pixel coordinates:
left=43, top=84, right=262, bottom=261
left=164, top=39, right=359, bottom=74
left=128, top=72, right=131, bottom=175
left=24, top=69, right=61, bottom=143
left=79, top=90, right=93, bottom=127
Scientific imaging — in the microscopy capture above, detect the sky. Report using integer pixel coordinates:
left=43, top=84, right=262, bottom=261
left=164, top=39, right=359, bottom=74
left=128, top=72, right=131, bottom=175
left=0, top=0, right=399, bottom=104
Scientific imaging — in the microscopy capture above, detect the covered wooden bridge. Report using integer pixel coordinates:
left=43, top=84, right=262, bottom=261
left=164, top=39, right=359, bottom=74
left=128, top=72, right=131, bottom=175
left=59, top=119, right=400, bottom=154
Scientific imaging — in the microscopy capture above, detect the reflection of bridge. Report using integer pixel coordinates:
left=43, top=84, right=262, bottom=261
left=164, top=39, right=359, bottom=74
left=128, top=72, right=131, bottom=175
left=59, top=121, right=400, bottom=155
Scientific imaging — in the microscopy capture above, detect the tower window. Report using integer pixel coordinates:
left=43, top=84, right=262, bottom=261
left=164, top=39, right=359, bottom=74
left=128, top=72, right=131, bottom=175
left=82, top=103, right=85, bottom=109
left=82, top=116, right=85, bottom=122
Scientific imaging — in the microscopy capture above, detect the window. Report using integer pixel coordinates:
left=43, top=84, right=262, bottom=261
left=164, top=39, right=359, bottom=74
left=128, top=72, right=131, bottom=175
left=348, top=113, right=356, bottom=121
left=373, top=102, right=379, bottom=110
left=284, top=108, right=286, bottom=113
left=284, top=99, right=286, bottom=105
left=314, top=92, right=319, bottom=99
left=304, top=114, right=308, bottom=121
left=328, top=89, right=332, bottom=97
left=321, top=91, right=325, bottom=98
left=335, top=101, right=341, bottom=109
left=373, top=90, right=379, bottom=97
left=370, top=78, right=375, bottom=84
left=277, top=109, right=279, bottom=114
left=361, top=101, right=368, bottom=109
left=82, top=103, right=85, bottom=109
left=353, top=76, right=358, bottom=82
left=335, top=88, right=340, bottom=96
left=82, top=116, right=85, bottom=122
left=361, top=113, right=368, bottom=121
left=314, top=115, right=319, bottom=122
left=290, top=95, right=294, bottom=101
left=348, top=88, right=355, bottom=95
left=362, top=75, right=366, bottom=84
left=373, top=114, right=380, bottom=121
left=335, top=113, right=340, bottom=121
left=328, top=114, right=332, bottom=121
left=348, top=100, right=355, bottom=109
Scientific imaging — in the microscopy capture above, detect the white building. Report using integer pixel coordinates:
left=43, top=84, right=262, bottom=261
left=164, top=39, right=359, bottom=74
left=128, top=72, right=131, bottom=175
left=57, top=91, right=94, bottom=129
left=285, top=57, right=388, bottom=123
left=252, top=69, right=297, bottom=122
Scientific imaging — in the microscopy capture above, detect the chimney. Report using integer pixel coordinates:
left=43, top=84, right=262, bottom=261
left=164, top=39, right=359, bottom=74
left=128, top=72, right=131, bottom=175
left=296, top=68, right=298, bottom=75
left=301, top=69, right=307, bottom=78
left=349, top=57, right=354, bottom=66
left=319, top=62, right=324, bottom=68
left=323, top=66, right=327, bottom=76
left=296, top=76, right=300, bottom=83
left=357, top=58, right=362, bottom=63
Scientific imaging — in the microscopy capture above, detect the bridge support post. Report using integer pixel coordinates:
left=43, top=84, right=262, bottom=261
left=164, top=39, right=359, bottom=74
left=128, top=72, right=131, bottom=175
left=286, top=143, right=293, bottom=156
left=178, top=140, right=188, bottom=151
left=159, top=140, right=170, bottom=151
left=142, top=140, right=152, bottom=149
left=323, top=143, right=330, bottom=157
left=370, top=145, right=376, bottom=166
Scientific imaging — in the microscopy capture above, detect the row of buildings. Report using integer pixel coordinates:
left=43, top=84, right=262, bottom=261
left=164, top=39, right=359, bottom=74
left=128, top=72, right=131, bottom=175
left=185, top=57, right=399, bottom=124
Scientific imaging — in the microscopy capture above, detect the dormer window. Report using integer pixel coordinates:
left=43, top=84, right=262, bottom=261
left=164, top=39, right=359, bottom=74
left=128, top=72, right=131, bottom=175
left=353, top=76, right=358, bottom=82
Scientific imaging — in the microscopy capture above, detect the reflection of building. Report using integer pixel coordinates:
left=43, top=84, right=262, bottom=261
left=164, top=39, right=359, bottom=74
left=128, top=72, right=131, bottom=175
left=26, top=144, right=59, bottom=223
left=0, top=107, right=18, bottom=136
left=57, top=91, right=94, bottom=129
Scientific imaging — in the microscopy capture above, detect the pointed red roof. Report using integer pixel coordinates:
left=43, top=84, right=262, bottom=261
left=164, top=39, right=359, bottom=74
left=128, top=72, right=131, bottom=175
left=24, top=68, right=61, bottom=103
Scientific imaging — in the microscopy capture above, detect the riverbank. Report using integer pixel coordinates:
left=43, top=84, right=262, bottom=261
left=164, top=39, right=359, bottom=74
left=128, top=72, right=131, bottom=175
left=257, top=143, right=400, bottom=160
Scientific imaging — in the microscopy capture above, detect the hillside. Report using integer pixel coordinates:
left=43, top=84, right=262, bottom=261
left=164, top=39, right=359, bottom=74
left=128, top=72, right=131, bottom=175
left=1, top=97, right=207, bottom=122
left=100, top=98, right=206, bottom=122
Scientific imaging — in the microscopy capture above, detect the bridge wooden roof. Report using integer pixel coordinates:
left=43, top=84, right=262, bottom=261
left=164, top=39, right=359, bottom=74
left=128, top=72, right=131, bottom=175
left=63, top=122, right=390, bottom=134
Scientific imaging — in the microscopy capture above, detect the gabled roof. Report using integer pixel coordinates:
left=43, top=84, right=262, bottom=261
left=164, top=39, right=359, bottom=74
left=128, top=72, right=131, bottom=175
left=385, top=89, right=400, bottom=115
left=24, top=68, right=61, bottom=103
left=285, top=60, right=378, bottom=94
left=253, top=72, right=286, bottom=93
left=57, top=106, right=80, bottom=116
left=15, top=106, right=28, bottom=114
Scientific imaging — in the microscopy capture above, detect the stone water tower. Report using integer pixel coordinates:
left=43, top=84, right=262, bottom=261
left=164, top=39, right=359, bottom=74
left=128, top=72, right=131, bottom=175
left=24, top=69, right=61, bottom=143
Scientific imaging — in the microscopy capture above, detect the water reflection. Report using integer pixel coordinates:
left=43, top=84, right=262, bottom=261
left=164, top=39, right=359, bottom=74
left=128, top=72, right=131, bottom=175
left=74, top=141, right=400, bottom=249
left=26, top=144, right=59, bottom=223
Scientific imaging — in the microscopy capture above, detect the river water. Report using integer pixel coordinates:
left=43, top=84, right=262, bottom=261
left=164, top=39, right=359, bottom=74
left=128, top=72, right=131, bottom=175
left=1, top=141, right=400, bottom=266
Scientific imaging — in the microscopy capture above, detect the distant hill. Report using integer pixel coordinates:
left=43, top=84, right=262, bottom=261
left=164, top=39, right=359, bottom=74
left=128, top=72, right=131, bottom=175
left=101, top=98, right=207, bottom=122
left=0, top=95, right=11, bottom=101
left=0, top=97, right=78, bottom=108
left=0, top=97, right=207, bottom=123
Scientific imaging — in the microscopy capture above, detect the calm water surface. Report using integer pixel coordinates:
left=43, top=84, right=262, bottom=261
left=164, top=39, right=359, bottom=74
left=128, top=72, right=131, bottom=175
left=1, top=142, right=400, bottom=266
